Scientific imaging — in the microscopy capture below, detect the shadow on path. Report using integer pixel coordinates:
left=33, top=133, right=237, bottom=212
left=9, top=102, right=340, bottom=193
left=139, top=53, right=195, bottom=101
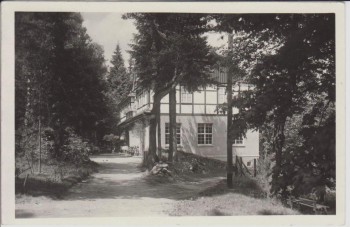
left=15, top=210, right=35, bottom=218
left=15, top=154, right=224, bottom=218
left=64, top=155, right=223, bottom=201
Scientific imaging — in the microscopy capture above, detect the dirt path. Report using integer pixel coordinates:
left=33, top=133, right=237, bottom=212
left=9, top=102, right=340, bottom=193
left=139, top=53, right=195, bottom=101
left=15, top=154, right=224, bottom=218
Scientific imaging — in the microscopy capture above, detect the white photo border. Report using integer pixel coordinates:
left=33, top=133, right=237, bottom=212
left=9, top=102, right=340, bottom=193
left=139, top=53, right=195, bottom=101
left=1, top=1, right=346, bottom=225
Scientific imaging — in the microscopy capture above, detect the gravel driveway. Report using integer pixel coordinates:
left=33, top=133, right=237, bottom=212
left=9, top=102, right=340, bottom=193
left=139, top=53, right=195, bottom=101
left=15, top=154, right=223, bottom=218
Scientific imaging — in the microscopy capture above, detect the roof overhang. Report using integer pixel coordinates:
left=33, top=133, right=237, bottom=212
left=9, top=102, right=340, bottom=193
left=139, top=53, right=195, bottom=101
left=117, top=110, right=152, bottom=129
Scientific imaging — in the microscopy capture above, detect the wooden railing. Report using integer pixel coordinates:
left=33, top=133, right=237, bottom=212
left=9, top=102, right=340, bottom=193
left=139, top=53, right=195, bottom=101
left=235, top=156, right=257, bottom=177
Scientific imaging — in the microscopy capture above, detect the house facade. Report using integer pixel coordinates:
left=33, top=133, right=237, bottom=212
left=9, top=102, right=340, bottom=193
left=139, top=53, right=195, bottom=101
left=117, top=69, right=259, bottom=166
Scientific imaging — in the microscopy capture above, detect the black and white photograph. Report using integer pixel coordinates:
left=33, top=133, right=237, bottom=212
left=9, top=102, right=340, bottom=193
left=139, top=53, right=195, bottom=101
left=1, top=1, right=347, bottom=225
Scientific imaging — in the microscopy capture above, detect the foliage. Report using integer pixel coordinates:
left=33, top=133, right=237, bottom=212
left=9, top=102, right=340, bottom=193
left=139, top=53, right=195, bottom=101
left=43, top=127, right=92, bottom=164
left=15, top=12, right=110, bottom=170
left=61, top=128, right=92, bottom=164
left=108, top=44, right=131, bottom=101
left=103, top=134, right=120, bottom=143
left=104, top=44, right=132, bottom=132
left=215, top=31, right=281, bottom=142
left=214, top=14, right=335, bottom=198
left=278, top=101, right=335, bottom=198
left=125, top=13, right=215, bottom=166
left=125, top=13, right=215, bottom=92
left=103, top=134, right=120, bottom=152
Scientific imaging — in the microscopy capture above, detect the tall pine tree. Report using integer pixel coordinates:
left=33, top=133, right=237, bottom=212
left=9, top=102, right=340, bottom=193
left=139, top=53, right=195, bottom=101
left=107, top=44, right=132, bottom=104
left=16, top=12, right=110, bottom=165
left=125, top=13, right=215, bottom=167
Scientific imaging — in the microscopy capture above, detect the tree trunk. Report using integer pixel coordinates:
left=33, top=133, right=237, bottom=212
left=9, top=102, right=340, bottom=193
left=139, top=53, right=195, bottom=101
left=226, top=33, right=234, bottom=188
left=145, top=83, right=176, bottom=167
left=38, top=114, right=42, bottom=173
left=271, top=116, right=287, bottom=192
left=168, top=87, right=177, bottom=162
left=145, top=92, right=161, bottom=168
left=273, top=117, right=286, bottom=167
left=157, top=109, right=162, bottom=158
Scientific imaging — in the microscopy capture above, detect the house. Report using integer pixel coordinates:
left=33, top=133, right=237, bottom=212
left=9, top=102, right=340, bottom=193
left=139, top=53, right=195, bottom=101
left=117, top=68, right=259, bottom=167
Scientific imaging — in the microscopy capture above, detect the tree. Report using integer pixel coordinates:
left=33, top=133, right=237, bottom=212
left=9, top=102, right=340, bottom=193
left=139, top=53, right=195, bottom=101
left=214, top=14, right=335, bottom=196
left=15, top=12, right=110, bottom=166
left=125, top=13, right=215, bottom=166
left=214, top=30, right=280, bottom=187
left=15, top=12, right=55, bottom=172
left=104, top=44, right=132, bottom=134
left=47, top=13, right=109, bottom=157
left=107, top=44, right=132, bottom=104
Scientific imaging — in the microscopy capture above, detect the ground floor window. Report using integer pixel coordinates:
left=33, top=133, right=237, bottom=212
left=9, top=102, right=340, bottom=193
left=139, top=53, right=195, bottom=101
left=198, top=123, right=212, bottom=145
left=165, top=123, right=181, bottom=145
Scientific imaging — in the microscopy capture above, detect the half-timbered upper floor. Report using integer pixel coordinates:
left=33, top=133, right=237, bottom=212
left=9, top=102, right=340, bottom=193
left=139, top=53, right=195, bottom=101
left=118, top=68, right=252, bottom=125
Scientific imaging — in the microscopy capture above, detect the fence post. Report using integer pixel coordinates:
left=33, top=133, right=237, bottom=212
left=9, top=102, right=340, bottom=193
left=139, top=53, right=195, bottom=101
left=235, top=156, right=238, bottom=176
left=254, top=158, right=257, bottom=177
left=240, top=157, right=243, bottom=176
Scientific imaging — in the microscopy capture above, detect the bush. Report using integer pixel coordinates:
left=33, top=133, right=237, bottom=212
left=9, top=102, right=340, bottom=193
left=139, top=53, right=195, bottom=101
left=324, top=187, right=336, bottom=210
left=61, top=128, right=91, bottom=163
left=103, top=133, right=120, bottom=153
left=43, top=127, right=92, bottom=164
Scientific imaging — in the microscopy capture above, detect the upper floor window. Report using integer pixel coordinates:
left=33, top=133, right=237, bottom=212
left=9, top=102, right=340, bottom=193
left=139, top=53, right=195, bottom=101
left=137, top=91, right=148, bottom=108
left=181, top=89, right=192, bottom=103
left=233, top=136, right=244, bottom=145
left=198, top=123, right=212, bottom=145
left=165, top=123, right=181, bottom=145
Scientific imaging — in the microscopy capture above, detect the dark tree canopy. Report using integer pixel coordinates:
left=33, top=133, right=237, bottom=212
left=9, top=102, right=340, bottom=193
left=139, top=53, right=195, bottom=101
left=214, top=14, right=335, bottom=197
left=125, top=13, right=216, bottom=93
left=15, top=12, right=110, bottom=162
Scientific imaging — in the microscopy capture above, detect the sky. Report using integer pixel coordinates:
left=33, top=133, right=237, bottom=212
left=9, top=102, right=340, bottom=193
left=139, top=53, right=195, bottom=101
left=81, top=12, right=137, bottom=68
left=81, top=13, right=227, bottom=68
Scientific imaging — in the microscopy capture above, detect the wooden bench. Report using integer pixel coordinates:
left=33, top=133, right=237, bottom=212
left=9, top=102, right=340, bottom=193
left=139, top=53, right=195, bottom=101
left=289, top=196, right=329, bottom=214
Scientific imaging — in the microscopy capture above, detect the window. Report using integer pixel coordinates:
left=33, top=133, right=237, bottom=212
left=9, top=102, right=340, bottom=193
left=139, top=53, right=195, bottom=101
left=233, top=136, right=244, bottom=145
left=247, top=161, right=251, bottom=167
left=198, top=123, right=213, bottom=145
left=181, top=89, right=192, bottom=103
left=137, top=91, right=147, bottom=108
left=165, top=123, right=181, bottom=145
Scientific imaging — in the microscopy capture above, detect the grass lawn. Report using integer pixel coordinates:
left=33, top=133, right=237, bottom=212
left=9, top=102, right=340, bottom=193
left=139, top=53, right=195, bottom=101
left=150, top=151, right=299, bottom=216
left=170, top=192, right=299, bottom=216
left=169, top=177, right=299, bottom=216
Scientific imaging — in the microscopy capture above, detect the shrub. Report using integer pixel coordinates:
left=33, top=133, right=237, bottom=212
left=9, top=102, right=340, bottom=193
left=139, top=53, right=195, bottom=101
left=43, top=127, right=92, bottom=164
left=103, top=133, right=120, bottom=153
left=61, top=128, right=91, bottom=163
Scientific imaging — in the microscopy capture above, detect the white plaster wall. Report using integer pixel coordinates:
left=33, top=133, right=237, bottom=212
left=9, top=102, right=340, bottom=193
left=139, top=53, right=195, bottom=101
left=144, top=124, right=150, bottom=151
left=128, top=121, right=146, bottom=155
left=160, top=115, right=259, bottom=164
left=129, top=126, right=141, bottom=147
